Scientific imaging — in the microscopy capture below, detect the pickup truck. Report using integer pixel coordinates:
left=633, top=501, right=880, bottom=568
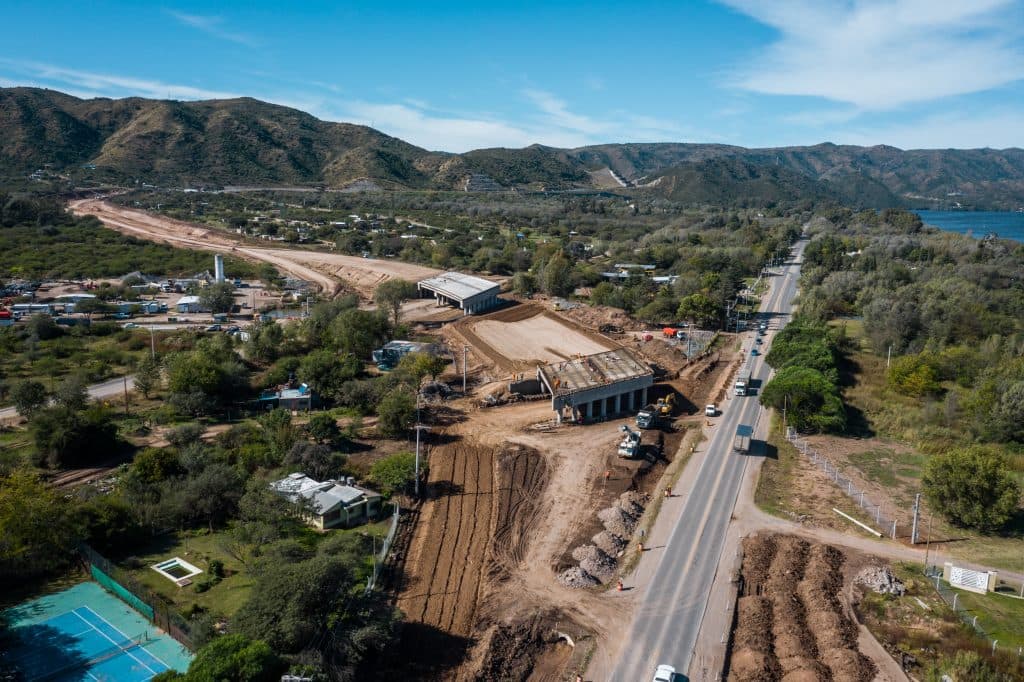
left=636, top=406, right=657, bottom=429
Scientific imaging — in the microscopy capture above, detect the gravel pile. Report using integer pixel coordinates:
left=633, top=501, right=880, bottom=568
left=855, top=565, right=906, bottom=596
left=618, top=491, right=648, bottom=517
left=572, top=544, right=617, bottom=581
left=593, top=530, right=627, bottom=555
left=598, top=505, right=638, bottom=537
left=556, top=566, right=599, bottom=588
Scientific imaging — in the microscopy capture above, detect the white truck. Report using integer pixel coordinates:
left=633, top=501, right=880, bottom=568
left=617, top=425, right=642, bottom=458
left=734, top=357, right=753, bottom=396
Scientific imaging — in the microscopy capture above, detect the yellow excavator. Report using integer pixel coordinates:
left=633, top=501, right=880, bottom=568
left=655, top=393, right=675, bottom=417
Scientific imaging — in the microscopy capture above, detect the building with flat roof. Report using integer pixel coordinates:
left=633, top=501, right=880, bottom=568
left=175, top=295, right=206, bottom=314
left=417, top=271, right=500, bottom=315
left=537, top=348, right=654, bottom=423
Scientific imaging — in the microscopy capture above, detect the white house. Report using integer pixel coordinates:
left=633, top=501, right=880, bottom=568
left=269, top=473, right=382, bottom=530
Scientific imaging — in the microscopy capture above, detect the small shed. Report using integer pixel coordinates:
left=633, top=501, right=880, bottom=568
left=175, top=295, right=206, bottom=313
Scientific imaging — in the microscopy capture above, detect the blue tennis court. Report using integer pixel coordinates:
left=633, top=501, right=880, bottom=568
left=2, top=582, right=192, bottom=681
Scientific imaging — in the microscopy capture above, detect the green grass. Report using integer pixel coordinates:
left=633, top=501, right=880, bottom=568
left=952, top=589, right=1024, bottom=649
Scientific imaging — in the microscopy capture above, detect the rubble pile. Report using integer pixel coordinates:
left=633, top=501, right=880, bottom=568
left=854, top=565, right=906, bottom=596
left=556, top=566, right=599, bottom=588
left=572, top=545, right=616, bottom=581
left=592, top=530, right=627, bottom=555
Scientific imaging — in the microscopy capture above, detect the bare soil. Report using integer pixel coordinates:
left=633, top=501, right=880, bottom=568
left=728, top=533, right=877, bottom=682
left=68, top=199, right=442, bottom=299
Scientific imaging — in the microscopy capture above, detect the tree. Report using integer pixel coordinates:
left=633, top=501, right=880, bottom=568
left=10, top=380, right=47, bottom=418
left=373, top=278, right=418, bottom=327
left=53, top=373, right=89, bottom=411
left=331, top=308, right=391, bottom=360
left=369, top=451, right=417, bottom=496
left=306, top=412, right=342, bottom=446
left=199, top=281, right=236, bottom=314
left=134, top=355, right=162, bottom=398
left=377, top=388, right=415, bottom=437
left=540, top=252, right=573, bottom=297
left=259, top=409, right=298, bottom=463
left=152, top=634, right=286, bottom=682
left=176, top=463, right=244, bottom=531
left=0, top=469, right=80, bottom=581
left=511, top=271, right=536, bottom=296
left=760, top=365, right=845, bottom=433
left=31, top=405, right=119, bottom=469
left=888, top=354, right=941, bottom=397
left=922, top=447, right=1020, bottom=532
left=397, top=352, right=447, bottom=383
left=297, top=349, right=360, bottom=399
left=676, top=293, right=719, bottom=328
left=284, top=442, right=338, bottom=481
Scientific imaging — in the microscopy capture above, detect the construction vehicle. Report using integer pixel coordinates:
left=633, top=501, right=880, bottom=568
left=617, top=424, right=642, bottom=458
left=655, top=393, right=675, bottom=416
left=636, top=405, right=657, bottom=429
left=734, top=358, right=753, bottom=396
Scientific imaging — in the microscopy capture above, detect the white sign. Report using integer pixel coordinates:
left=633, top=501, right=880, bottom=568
left=949, top=566, right=990, bottom=594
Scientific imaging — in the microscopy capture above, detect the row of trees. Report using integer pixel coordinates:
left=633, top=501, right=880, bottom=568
left=760, top=322, right=845, bottom=433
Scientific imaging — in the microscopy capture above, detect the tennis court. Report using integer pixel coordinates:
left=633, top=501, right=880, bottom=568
left=2, top=582, right=192, bottom=681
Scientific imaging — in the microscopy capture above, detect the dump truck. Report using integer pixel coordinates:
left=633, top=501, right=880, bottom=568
left=636, top=405, right=658, bottom=429
left=734, top=358, right=753, bottom=396
left=617, top=425, right=642, bottom=458
left=733, top=424, right=753, bottom=453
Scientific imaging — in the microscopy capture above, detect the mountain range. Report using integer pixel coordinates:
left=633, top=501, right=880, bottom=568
left=3, top=87, right=1024, bottom=209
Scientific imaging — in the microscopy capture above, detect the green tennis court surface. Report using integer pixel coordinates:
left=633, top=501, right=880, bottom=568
left=2, top=581, right=192, bottom=681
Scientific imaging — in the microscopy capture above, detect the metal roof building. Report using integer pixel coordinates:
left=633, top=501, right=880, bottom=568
left=417, top=271, right=501, bottom=315
left=537, top=348, right=654, bottom=423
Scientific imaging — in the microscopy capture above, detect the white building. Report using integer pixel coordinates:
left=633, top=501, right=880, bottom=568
left=269, top=473, right=382, bottom=530
left=417, top=271, right=501, bottom=315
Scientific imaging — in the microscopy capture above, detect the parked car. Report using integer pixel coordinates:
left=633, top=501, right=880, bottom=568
left=705, top=404, right=717, bottom=417
left=121, top=322, right=138, bottom=329
left=224, top=325, right=240, bottom=333
left=205, top=324, right=222, bottom=332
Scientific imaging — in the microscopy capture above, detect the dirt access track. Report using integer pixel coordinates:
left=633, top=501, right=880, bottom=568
left=68, top=198, right=441, bottom=299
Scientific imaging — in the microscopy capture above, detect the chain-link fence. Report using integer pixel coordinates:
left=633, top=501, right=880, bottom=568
left=366, top=502, right=401, bottom=593
left=785, top=428, right=905, bottom=538
left=923, top=566, right=1024, bottom=659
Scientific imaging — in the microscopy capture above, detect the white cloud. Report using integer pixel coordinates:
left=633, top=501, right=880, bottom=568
left=0, top=60, right=238, bottom=100
left=722, top=0, right=1024, bottom=109
left=166, top=11, right=256, bottom=46
left=830, top=110, right=1024, bottom=149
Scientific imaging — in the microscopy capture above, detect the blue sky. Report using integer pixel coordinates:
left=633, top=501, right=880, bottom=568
left=2, top=0, right=1023, bottom=152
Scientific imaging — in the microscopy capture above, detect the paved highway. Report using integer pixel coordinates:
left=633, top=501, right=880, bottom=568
left=611, top=240, right=806, bottom=680
left=0, top=375, right=135, bottom=421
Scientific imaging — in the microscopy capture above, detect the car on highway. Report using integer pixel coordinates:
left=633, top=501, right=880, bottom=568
left=751, top=348, right=759, bottom=356
left=121, top=322, right=138, bottom=329
left=653, top=664, right=676, bottom=682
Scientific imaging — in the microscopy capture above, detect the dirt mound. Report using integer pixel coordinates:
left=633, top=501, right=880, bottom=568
left=592, top=530, right=627, bottom=556
left=473, top=610, right=575, bottom=681
left=728, top=534, right=877, bottom=682
left=854, top=565, right=906, bottom=596
left=556, top=566, right=599, bottom=589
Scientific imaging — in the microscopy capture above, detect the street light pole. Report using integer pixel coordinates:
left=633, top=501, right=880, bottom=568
left=148, top=326, right=156, bottom=360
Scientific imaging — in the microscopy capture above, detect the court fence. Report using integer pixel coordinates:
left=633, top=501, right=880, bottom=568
left=77, top=543, right=196, bottom=652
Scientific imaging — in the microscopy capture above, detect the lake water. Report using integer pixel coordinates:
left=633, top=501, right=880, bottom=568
left=915, top=210, right=1024, bottom=243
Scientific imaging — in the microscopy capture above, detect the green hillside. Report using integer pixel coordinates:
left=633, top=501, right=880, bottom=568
left=3, top=87, right=1024, bottom=208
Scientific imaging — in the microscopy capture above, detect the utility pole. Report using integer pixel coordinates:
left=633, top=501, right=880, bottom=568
left=462, top=345, right=469, bottom=393
left=148, top=326, right=156, bottom=360
left=923, top=515, right=933, bottom=569
left=123, top=376, right=130, bottom=416
left=911, top=493, right=921, bottom=544
left=886, top=344, right=892, bottom=368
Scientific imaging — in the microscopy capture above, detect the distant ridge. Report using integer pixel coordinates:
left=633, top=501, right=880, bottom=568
left=3, top=87, right=1024, bottom=208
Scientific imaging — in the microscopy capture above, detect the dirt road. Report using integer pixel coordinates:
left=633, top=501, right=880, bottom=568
left=68, top=199, right=441, bottom=299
